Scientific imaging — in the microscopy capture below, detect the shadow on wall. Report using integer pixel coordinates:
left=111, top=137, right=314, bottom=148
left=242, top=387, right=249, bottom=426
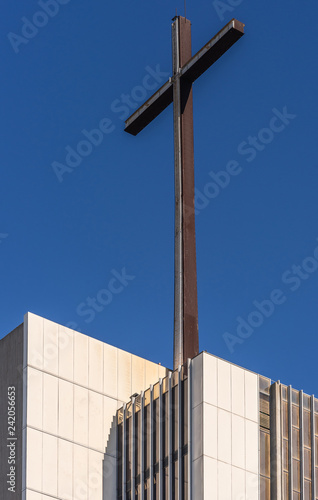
left=103, top=415, right=117, bottom=500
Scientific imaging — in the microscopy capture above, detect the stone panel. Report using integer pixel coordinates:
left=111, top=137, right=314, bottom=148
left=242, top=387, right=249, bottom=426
left=74, top=331, right=88, bottom=387
left=217, top=359, right=231, bottom=412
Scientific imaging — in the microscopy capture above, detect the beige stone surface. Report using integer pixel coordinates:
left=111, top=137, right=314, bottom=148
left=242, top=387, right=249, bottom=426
left=193, top=352, right=260, bottom=499
left=23, top=312, right=167, bottom=499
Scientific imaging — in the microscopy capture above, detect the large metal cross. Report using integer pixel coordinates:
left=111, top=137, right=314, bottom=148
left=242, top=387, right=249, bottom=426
left=125, top=17, right=245, bottom=370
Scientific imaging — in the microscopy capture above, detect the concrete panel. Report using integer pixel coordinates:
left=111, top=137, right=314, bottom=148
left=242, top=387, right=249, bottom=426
left=89, top=391, right=104, bottom=452
left=25, top=491, right=43, bottom=500
left=74, top=331, right=88, bottom=387
left=145, top=359, right=159, bottom=388
left=117, top=350, right=131, bottom=402
left=73, top=444, right=88, bottom=500
left=218, top=408, right=231, bottom=464
left=43, top=372, right=58, bottom=435
left=245, top=420, right=259, bottom=474
left=158, top=364, right=168, bottom=380
left=43, top=318, right=58, bottom=376
left=104, top=343, right=118, bottom=399
left=203, top=353, right=217, bottom=406
left=42, top=433, right=58, bottom=497
left=232, top=465, right=245, bottom=500
left=246, top=471, right=259, bottom=500
left=217, top=359, right=231, bottom=412
left=245, top=371, right=258, bottom=422
left=58, top=379, right=74, bottom=441
left=26, top=428, right=42, bottom=492
left=58, top=325, right=74, bottom=382
left=74, top=385, right=89, bottom=447
left=23, top=316, right=28, bottom=370
left=104, top=344, right=118, bottom=399
left=203, top=403, right=217, bottom=459
left=218, top=461, right=231, bottom=500
left=58, top=438, right=73, bottom=500
left=131, top=355, right=145, bottom=395
left=88, top=449, right=104, bottom=500
left=192, top=353, right=203, bottom=409
left=203, top=456, right=217, bottom=499
left=26, top=313, right=44, bottom=370
left=27, top=367, right=43, bottom=430
left=232, top=414, right=245, bottom=469
left=89, top=337, right=104, bottom=393
left=231, top=365, right=245, bottom=417
left=192, top=403, right=203, bottom=461
left=192, top=457, right=203, bottom=500
left=23, top=367, right=27, bottom=429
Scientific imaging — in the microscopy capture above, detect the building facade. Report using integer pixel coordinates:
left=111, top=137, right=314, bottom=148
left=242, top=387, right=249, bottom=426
left=0, top=313, right=167, bottom=500
left=117, top=357, right=318, bottom=500
left=0, top=313, right=317, bottom=499
left=117, top=352, right=260, bottom=500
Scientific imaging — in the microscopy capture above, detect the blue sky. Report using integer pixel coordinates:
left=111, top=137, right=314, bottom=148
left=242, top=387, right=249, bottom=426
left=1, top=0, right=318, bottom=395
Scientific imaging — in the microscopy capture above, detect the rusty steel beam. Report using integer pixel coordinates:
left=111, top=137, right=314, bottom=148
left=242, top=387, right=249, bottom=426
left=124, top=19, right=244, bottom=137
left=125, top=80, right=173, bottom=136
left=124, top=17, right=245, bottom=370
left=175, top=16, right=199, bottom=368
left=172, top=16, right=184, bottom=368
left=180, top=19, right=244, bottom=83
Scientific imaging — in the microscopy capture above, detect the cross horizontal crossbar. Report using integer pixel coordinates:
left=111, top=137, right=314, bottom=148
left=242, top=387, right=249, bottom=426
left=125, top=19, right=244, bottom=136
left=125, top=80, right=173, bottom=137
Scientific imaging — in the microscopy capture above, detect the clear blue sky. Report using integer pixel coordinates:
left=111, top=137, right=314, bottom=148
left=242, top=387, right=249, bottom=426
left=1, top=0, right=318, bottom=394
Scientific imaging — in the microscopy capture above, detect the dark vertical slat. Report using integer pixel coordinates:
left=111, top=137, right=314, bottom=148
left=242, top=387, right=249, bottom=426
left=159, top=379, right=164, bottom=500
left=187, top=359, right=192, bottom=500
left=150, top=386, right=154, bottom=499
left=178, top=367, right=183, bottom=499
left=270, top=382, right=283, bottom=500
left=168, top=373, right=173, bottom=498
left=122, top=404, right=127, bottom=499
left=288, top=386, right=293, bottom=498
left=300, top=391, right=304, bottom=500
left=141, top=393, right=145, bottom=500
left=311, top=395, right=316, bottom=500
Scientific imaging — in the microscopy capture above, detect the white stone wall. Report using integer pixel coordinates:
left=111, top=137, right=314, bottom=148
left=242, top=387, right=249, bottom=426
left=192, top=352, right=259, bottom=500
left=22, top=313, right=167, bottom=500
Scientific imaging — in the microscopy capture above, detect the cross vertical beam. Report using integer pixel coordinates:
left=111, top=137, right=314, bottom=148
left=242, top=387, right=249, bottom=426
left=172, top=17, right=198, bottom=369
left=124, top=18, right=245, bottom=370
